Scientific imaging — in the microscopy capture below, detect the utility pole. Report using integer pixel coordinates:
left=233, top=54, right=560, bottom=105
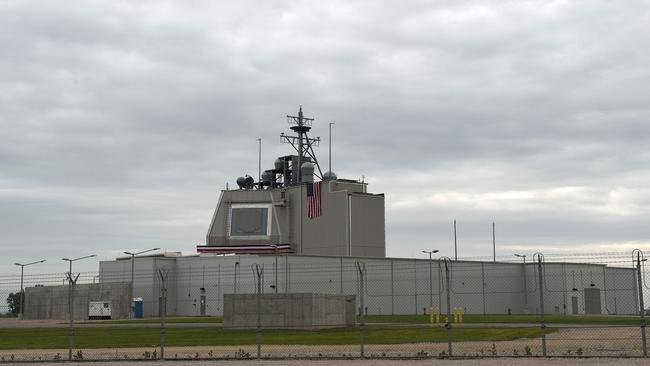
left=421, top=250, right=439, bottom=314
left=14, top=260, right=46, bottom=319
left=124, top=248, right=160, bottom=318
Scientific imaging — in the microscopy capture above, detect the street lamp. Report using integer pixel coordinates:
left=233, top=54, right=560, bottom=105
left=514, top=253, right=526, bottom=264
left=422, top=250, right=439, bottom=313
left=271, top=245, right=279, bottom=293
left=14, top=260, right=46, bottom=319
left=62, top=254, right=96, bottom=361
left=124, top=248, right=160, bottom=318
left=514, top=254, right=528, bottom=311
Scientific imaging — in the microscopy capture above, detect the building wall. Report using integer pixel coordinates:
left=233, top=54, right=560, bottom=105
left=99, top=257, right=177, bottom=318
left=350, top=193, right=385, bottom=257
left=99, top=254, right=638, bottom=318
left=24, top=283, right=131, bottom=320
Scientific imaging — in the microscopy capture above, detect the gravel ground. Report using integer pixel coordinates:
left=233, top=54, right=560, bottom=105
left=11, top=359, right=650, bottom=366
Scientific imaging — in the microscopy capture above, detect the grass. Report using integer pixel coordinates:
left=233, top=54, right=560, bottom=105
left=0, top=326, right=550, bottom=350
left=363, top=314, right=641, bottom=325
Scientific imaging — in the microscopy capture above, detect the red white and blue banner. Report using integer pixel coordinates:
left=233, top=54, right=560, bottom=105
left=196, top=244, right=291, bottom=254
left=306, top=181, right=322, bottom=219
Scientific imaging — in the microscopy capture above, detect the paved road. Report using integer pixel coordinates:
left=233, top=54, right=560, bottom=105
left=0, top=319, right=634, bottom=329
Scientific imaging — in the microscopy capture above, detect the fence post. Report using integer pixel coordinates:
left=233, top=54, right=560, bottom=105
left=391, top=259, right=395, bottom=315
left=253, top=264, right=264, bottom=359
left=534, top=253, right=546, bottom=356
left=66, top=272, right=79, bottom=361
left=445, top=258, right=452, bottom=357
left=481, top=263, right=486, bottom=316
left=356, top=262, right=366, bottom=358
left=436, top=257, right=453, bottom=357
left=634, top=250, right=647, bottom=357
left=157, top=269, right=168, bottom=360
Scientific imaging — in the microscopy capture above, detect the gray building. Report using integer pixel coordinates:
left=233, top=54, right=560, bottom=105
left=98, top=253, right=638, bottom=318
left=96, top=108, right=637, bottom=319
left=26, top=108, right=642, bottom=321
left=199, top=107, right=385, bottom=258
left=202, top=180, right=385, bottom=257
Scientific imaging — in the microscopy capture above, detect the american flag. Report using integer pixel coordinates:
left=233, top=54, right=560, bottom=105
left=306, top=181, right=322, bottom=218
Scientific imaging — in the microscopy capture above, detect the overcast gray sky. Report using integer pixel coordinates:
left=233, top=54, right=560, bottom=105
left=2, top=0, right=650, bottom=274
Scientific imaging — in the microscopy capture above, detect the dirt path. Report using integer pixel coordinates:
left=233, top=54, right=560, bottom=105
left=0, top=326, right=643, bottom=361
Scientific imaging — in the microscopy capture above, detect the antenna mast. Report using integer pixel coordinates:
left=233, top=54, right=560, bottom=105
left=280, top=106, right=322, bottom=182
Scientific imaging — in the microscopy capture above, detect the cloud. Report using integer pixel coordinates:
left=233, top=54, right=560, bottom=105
left=1, top=0, right=650, bottom=273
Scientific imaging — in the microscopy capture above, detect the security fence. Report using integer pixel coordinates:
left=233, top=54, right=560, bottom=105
left=1, top=250, right=649, bottom=361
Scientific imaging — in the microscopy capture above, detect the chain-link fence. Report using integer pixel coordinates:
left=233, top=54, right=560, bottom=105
left=1, top=250, right=649, bottom=361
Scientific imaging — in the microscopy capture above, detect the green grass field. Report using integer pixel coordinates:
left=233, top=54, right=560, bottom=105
left=363, top=314, right=641, bottom=325
left=2, top=313, right=632, bottom=350
left=0, top=326, right=549, bottom=350
left=81, top=314, right=641, bottom=326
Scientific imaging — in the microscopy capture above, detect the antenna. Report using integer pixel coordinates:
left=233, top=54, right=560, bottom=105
left=257, top=138, right=262, bottom=189
left=281, top=106, right=322, bottom=181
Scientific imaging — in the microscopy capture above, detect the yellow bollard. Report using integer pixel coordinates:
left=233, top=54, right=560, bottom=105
left=459, top=308, right=464, bottom=323
left=429, top=307, right=434, bottom=327
left=453, top=308, right=459, bottom=323
left=434, top=307, right=440, bottom=323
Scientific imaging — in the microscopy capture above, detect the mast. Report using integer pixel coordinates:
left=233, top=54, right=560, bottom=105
left=281, top=106, right=322, bottom=183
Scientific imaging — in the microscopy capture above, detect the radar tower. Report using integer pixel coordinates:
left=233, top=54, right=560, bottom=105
left=280, top=106, right=323, bottom=182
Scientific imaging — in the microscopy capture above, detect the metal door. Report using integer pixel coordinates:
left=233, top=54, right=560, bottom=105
left=571, top=296, right=579, bottom=314
left=584, top=288, right=602, bottom=314
left=200, top=295, right=206, bottom=316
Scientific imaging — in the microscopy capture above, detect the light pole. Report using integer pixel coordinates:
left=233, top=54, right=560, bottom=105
left=124, top=248, right=160, bottom=318
left=453, top=220, right=458, bottom=260
left=329, top=122, right=335, bottom=175
left=14, top=260, right=46, bottom=319
left=422, top=250, right=439, bottom=313
left=271, top=245, right=279, bottom=293
left=62, top=254, right=96, bottom=361
left=515, top=254, right=528, bottom=311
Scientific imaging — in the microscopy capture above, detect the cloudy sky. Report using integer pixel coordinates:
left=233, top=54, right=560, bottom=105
left=1, top=0, right=650, bottom=274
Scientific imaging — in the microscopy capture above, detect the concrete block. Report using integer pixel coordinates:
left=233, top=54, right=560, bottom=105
left=223, top=293, right=355, bottom=329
